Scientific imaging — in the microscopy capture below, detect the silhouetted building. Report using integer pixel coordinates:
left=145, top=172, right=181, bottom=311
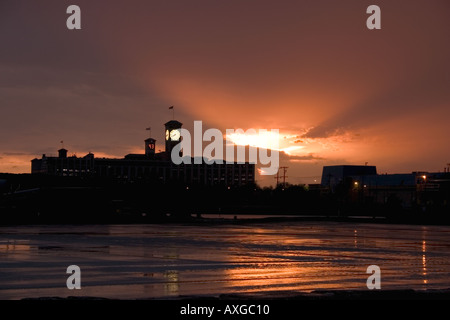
left=58, top=148, right=68, bottom=158
left=31, top=120, right=255, bottom=187
left=145, top=138, right=156, bottom=157
left=321, top=164, right=449, bottom=209
left=321, top=165, right=377, bottom=187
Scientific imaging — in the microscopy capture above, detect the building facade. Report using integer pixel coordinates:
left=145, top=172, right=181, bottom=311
left=31, top=120, right=255, bottom=186
left=321, top=165, right=449, bottom=209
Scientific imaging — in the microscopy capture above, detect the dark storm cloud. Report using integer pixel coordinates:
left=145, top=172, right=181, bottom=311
left=303, top=66, right=450, bottom=139
left=0, top=64, right=148, bottom=98
left=0, top=0, right=449, bottom=182
left=0, top=1, right=110, bottom=71
left=287, top=153, right=326, bottom=161
left=0, top=1, right=173, bottom=161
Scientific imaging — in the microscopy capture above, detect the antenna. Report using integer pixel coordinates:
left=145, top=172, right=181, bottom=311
left=275, top=166, right=288, bottom=188
left=280, top=166, right=288, bottom=188
left=274, top=169, right=280, bottom=186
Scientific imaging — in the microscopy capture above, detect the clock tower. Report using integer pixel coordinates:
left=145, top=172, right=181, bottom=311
left=164, top=120, right=183, bottom=156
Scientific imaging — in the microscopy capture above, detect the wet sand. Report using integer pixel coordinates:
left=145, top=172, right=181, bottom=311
left=1, top=221, right=450, bottom=300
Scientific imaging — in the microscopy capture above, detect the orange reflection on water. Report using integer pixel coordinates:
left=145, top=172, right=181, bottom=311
left=163, top=270, right=179, bottom=295
left=222, top=262, right=363, bottom=293
left=422, top=240, right=428, bottom=285
left=221, top=234, right=363, bottom=294
left=0, top=241, right=32, bottom=259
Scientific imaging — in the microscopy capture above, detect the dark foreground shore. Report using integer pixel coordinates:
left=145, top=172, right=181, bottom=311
left=2, top=214, right=450, bottom=227
left=22, top=289, right=450, bottom=300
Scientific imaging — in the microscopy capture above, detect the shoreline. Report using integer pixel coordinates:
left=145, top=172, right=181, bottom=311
left=2, top=214, right=450, bottom=227
left=20, top=288, right=450, bottom=300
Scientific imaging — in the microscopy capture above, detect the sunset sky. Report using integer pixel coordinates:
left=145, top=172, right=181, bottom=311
left=1, top=0, right=449, bottom=186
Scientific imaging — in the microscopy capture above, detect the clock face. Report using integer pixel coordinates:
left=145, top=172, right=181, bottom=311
left=170, top=129, right=181, bottom=141
left=165, top=129, right=169, bottom=140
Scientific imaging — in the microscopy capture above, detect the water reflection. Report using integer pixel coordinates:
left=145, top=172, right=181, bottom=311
left=422, top=240, right=427, bottom=285
left=1, top=222, right=450, bottom=299
left=163, top=270, right=179, bottom=295
left=0, top=242, right=30, bottom=252
left=0, top=241, right=33, bottom=259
